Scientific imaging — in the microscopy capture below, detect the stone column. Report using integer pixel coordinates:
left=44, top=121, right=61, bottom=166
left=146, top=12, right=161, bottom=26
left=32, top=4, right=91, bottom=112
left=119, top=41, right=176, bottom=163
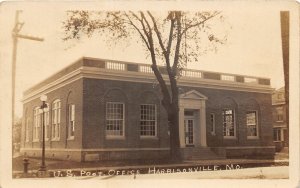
left=194, top=110, right=201, bottom=147
left=179, top=106, right=185, bottom=148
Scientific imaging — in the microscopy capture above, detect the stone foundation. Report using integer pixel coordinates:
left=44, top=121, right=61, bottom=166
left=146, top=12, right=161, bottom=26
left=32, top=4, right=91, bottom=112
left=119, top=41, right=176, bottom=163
left=225, top=146, right=275, bottom=159
left=20, top=148, right=170, bottom=162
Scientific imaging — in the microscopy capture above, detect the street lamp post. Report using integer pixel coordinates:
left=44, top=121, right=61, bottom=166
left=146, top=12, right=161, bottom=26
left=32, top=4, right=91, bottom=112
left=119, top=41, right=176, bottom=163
left=38, top=95, right=47, bottom=173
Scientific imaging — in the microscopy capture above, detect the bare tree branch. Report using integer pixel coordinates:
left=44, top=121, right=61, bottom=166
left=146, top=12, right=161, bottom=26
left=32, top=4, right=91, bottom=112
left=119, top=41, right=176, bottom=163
left=132, top=11, right=171, bottom=108
left=124, top=12, right=151, bottom=50
left=62, top=10, right=229, bottom=161
left=181, top=11, right=221, bottom=36
left=147, top=11, right=167, bottom=57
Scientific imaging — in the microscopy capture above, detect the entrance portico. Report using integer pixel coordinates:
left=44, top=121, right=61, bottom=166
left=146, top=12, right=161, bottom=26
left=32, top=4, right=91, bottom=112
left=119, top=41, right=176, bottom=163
left=179, top=90, right=207, bottom=148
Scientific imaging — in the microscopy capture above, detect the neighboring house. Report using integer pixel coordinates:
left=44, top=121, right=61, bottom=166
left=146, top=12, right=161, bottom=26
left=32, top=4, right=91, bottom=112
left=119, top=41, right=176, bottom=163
left=272, top=87, right=288, bottom=151
left=20, top=57, right=275, bottom=162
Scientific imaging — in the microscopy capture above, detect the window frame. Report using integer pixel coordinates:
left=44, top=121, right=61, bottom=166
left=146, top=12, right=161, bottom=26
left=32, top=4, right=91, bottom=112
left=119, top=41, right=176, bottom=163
left=140, top=104, right=157, bottom=138
left=273, top=128, right=282, bottom=141
left=222, top=109, right=236, bottom=139
left=277, top=93, right=283, bottom=100
left=51, top=99, right=61, bottom=141
left=43, top=103, right=50, bottom=141
left=105, top=102, right=125, bottom=139
left=33, top=107, right=41, bottom=142
left=246, top=110, right=259, bottom=139
left=210, top=113, right=216, bottom=136
left=276, top=106, right=284, bottom=122
left=68, top=104, right=75, bottom=140
left=25, top=118, right=30, bottom=142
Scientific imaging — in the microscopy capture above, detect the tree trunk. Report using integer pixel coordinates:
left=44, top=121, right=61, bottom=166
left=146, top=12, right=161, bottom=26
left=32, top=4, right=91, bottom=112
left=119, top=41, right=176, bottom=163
left=168, top=104, right=181, bottom=162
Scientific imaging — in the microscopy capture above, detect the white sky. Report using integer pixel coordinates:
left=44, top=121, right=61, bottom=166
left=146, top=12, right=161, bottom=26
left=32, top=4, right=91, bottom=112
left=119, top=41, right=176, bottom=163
left=0, top=1, right=294, bottom=118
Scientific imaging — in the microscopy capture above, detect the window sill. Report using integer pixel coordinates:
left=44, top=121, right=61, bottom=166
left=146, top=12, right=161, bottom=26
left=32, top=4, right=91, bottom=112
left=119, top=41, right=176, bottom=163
left=210, top=132, right=216, bottom=136
left=32, top=140, right=39, bottom=142
left=67, top=137, right=75, bottom=141
left=51, top=138, right=60, bottom=141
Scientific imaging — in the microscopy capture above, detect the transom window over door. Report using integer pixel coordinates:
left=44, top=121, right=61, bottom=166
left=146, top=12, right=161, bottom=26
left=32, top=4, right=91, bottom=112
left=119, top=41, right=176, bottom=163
left=140, top=104, right=156, bottom=137
left=52, top=99, right=61, bottom=140
left=106, top=102, right=124, bottom=137
left=222, top=109, right=235, bottom=138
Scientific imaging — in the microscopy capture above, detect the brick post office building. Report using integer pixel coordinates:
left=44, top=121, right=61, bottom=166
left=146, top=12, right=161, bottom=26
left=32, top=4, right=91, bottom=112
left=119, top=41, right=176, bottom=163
left=20, top=57, right=275, bottom=162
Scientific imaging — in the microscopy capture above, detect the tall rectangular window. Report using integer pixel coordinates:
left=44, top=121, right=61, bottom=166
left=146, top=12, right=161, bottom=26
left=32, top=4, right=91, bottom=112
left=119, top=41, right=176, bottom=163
left=25, top=118, right=30, bottom=142
left=33, top=108, right=40, bottom=141
left=210, top=113, right=215, bottom=135
left=106, top=102, right=124, bottom=137
left=140, top=104, right=156, bottom=137
left=44, top=104, right=49, bottom=140
left=222, top=109, right=235, bottom=137
left=68, top=104, right=75, bottom=139
left=273, top=128, right=281, bottom=141
left=52, top=100, right=61, bottom=140
left=246, top=111, right=258, bottom=138
left=276, top=107, right=283, bottom=122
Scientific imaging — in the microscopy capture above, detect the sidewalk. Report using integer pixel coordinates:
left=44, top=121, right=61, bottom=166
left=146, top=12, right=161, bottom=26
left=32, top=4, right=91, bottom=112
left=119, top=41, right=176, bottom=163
left=13, top=153, right=288, bottom=178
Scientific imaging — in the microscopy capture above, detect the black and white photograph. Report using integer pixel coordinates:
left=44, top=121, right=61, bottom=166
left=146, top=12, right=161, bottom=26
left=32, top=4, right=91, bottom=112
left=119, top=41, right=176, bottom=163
left=0, top=1, right=299, bottom=188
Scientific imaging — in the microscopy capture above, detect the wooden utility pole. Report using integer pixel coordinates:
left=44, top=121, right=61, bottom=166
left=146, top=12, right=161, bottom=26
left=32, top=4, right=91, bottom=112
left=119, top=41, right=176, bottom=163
left=11, top=10, right=44, bottom=124
left=280, top=11, right=289, bottom=147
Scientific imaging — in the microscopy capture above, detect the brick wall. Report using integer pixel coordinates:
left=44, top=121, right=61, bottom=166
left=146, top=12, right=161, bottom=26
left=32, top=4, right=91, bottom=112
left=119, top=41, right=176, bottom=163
left=82, top=78, right=170, bottom=149
left=21, top=78, right=84, bottom=152
left=82, top=78, right=273, bottom=149
left=21, top=76, right=273, bottom=160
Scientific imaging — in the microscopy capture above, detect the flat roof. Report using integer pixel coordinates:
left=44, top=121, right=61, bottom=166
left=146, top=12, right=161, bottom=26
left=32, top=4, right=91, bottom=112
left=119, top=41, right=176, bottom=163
left=23, top=57, right=272, bottom=101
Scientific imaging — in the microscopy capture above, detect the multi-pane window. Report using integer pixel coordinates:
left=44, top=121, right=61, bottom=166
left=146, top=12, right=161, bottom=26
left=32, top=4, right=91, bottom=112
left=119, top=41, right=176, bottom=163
left=140, top=104, right=156, bottom=137
left=222, top=109, right=235, bottom=137
left=246, top=111, right=258, bottom=138
left=25, top=118, right=30, bottom=142
left=277, top=93, right=283, bottom=100
left=273, top=128, right=281, bottom=141
left=68, top=104, right=75, bottom=139
left=33, top=107, right=40, bottom=141
left=276, top=107, right=283, bottom=122
left=52, top=99, right=61, bottom=140
left=106, top=102, right=124, bottom=136
left=44, top=104, right=50, bottom=140
left=210, top=113, right=215, bottom=135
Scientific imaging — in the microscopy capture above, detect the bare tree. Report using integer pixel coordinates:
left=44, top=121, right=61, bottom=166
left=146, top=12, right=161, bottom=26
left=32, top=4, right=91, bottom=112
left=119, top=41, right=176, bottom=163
left=62, top=11, right=228, bottom=161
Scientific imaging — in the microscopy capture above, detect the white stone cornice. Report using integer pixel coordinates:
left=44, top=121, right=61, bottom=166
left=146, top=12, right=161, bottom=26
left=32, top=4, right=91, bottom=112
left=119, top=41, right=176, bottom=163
left=23, top=66, right=273, bottom=103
